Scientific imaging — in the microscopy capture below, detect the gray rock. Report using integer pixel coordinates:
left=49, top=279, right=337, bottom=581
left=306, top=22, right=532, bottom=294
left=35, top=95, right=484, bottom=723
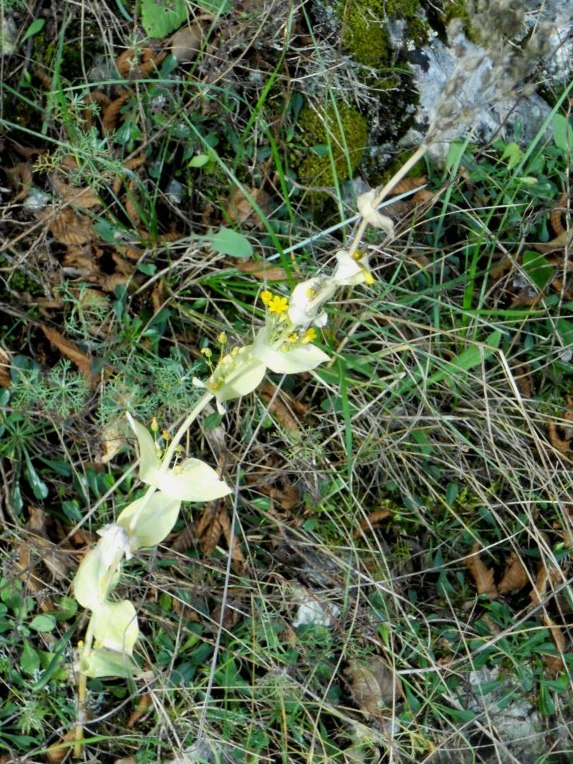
left=402, top=1, right=573, bottom=162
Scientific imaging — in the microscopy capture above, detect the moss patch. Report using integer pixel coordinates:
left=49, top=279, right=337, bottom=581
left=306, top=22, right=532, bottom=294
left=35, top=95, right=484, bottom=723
left=338, top=0, right=425, bottom=67
left=339, top=0, right=390, bottom=67
left=295, top=103, right=368, bottom=194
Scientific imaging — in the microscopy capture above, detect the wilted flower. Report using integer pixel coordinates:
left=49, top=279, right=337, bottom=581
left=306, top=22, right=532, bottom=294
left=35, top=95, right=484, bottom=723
left=287, top=279, right=336, bottom=328
left=356, top=189, right=395, bottom=238
left=333, top=249, right=374, bottom=287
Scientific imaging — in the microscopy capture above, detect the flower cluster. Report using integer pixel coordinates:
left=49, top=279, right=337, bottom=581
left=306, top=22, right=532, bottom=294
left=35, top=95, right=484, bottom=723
left=195, top=249, right=374, bottom=413
left=73, top=415, right=231, bottom=678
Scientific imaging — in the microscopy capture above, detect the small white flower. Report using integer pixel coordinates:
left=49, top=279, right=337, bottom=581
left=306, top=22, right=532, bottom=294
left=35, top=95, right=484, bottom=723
left=251, top=324, right=330, bottom=374
left=97, top=523, right=132, bottom=563
left=333, top=249, right=375, bottom=287
left=356, top=189, right=395, bottom=238
left=288, top=278, right=335, bottom=328
left=199, top=323, right=330, bottom=412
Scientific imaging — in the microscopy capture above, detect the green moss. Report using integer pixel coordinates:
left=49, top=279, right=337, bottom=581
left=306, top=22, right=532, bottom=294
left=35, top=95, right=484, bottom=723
left=339, top=0, right=390, bottom=67
left=384, top=0, right=419, bottom=17
left=295, top=103, right=368, bottom=195
left=338, top=0, right=423, bottom=67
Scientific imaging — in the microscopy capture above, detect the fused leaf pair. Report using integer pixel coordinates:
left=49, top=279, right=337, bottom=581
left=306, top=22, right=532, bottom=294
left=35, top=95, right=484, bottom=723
left=198, top=322, right=329, bottom=413
left=73, top=415, right=231, bottom=677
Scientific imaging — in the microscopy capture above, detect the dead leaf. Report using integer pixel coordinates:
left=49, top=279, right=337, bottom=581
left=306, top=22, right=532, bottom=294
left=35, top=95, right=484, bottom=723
left=542, top=611, right=566, bottom=675
left=46, top=727, right=78, bottom=762
left=45, top=207, right=96, bottom=245
left=151, top=279, right=166, bottom=314
left=193, top=504, right=244, bottom=573
left=127, top=693, right=152, bottom=728
left=41, top=324, right=94, bottom=383
left=53, top=174, right=101, bottom=209
left=232, top=259, right=290, bottom=281
left=549, top=191, right=569, bottom=236
left=99, top=420, right=126, bottom=464
left=18, top=506, right=69, bottom=587
left=0, top=348, right=11, bottom=387
left=529, top=562, right=561, bottom=606
left=124, top=178, right=141, bottom=226
left=269, top=479, right=300, bottom=512
left=548, top=396, right=573, bottom=452
left=466, top=543, right=498, bottom=598
left=528, top=228, right=573, bottom=253
left=5, top=162, right=33, bottom=201
left=171, top=22, right=205, bottom=62
left=345, top=657, right=402, bottom=718
left=511, top=359, right=534, bottom=398
left=259, top=382, right=301, bottom=433
left=116, top=47, right=165, bottom=80
left=103, top=92, right=132, bottom=133
left=98, top=272, right=132, bottom=293
left=353, top=510, right=391, bottom=539
left=390, top=176, right=428, bottom=197
left=497, top=552, right=528, bottom=595
left=226, top=186, right=272, bottom=229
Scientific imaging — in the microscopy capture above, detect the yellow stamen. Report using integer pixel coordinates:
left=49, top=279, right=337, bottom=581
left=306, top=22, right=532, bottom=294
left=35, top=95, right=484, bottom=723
left=301, top=328, right=317, bottom=344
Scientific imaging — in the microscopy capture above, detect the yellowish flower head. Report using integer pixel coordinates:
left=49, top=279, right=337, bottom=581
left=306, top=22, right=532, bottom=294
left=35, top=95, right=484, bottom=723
left=261, top=290, right=289, bottom=315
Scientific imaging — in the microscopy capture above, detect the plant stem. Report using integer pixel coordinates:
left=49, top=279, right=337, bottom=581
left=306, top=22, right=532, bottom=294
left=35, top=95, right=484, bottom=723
left=74, top=617, right=95, bottom=758
left=347, top=143, right=428, bottom=257
left=162, top=390, right=215, bottom=466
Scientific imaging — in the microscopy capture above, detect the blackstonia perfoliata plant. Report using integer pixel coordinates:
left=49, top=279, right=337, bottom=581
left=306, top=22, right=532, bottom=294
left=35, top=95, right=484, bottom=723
left=71, top=195, right=383, bottom=750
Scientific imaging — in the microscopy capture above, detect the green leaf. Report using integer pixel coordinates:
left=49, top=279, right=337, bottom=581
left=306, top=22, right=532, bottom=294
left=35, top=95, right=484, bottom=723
left=556, top=319, right=573, bottom=348
left=140, top=0, right=187, bottom=38
left=188, top=153, right=210, bottom=168
left=444, top=141, right=466, bottom=173
left=21, top=639, right=40, bottom=674
left=0, top=618, right=12, bottom=634
left=29, top=614, right=57, bottom=632
left=137, top=262, right=157, bottom=276
left=539, top=680, right=556, bottom=715
left=203, top=227, right=253, bottom=258
left=24, top=451, right=49, bottom=500
left=80, top=646, right=140, bottom=678
left=522, top=250, right=554, bottom=291
left=552, top=113, right=573, bottom=155
left=501, top=141, right=523, bottom=170
left=197, top=0, right=232, bottom=12
left=427, top=330, right=502, bottom=388
left=21, top=18, right=46, bottom=43
left=55, top=596, right=78, bottom=621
